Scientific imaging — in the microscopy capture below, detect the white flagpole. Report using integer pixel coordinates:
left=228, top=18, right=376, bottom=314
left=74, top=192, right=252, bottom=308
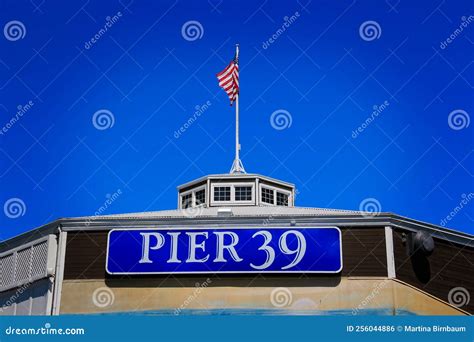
left=230, top=44, right=245, bottom=174
left=235, top=92, right=240, bottom=169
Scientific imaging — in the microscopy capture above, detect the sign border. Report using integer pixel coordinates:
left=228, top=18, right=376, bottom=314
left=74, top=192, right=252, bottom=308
left=105, top=226, right=343, bottom=275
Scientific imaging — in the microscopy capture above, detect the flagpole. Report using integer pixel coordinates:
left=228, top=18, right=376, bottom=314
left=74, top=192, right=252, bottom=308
left=230, top=43, right=245, bottom=174
left=235, top=92, right=240, bottom=171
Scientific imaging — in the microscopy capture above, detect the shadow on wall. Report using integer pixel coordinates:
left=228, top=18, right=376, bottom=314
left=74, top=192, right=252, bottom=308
left=105, top=274, right=342, bottom=288
left=410, top=251, right=431, bottom=284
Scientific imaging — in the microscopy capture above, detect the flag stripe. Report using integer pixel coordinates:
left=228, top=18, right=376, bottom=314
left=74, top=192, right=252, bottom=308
left=217, top=54, right=239, bottom=105
left=218, top=65, right=234, bottom=78
left=216, top=63, right=234, bottom=77
left=218, top=67, right=237, bottom=84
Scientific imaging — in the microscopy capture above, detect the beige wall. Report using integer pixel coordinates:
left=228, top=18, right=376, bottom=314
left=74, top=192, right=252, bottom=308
left=59, top=277, right=466, bottom=315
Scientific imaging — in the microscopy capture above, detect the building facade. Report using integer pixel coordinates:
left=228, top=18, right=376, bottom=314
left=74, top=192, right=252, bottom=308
left=0, top=173, right=473, bottom=315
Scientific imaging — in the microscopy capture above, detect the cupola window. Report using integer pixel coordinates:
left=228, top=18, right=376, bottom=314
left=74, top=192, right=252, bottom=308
left=195, top=189, right=206, bottom=205
left=213, top=186, right=231, bottom=201
left=235, top=186, right=252, bottom=201
left=261, top=187, right=274, bottom=204
left=276, top=192, right=289, bottom=206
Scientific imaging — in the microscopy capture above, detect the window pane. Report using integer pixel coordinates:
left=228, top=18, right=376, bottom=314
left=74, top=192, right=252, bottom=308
left=235, top=186, right=252, bottom=201
left=181, top=193, right=192, bottom=209
left=261, top=187, right=274, bottom=204
left=195, top=189, right=205, bottom=205
left=214, top=186, right=230, bottom=201
left=276, top=192, right=289, bottom=206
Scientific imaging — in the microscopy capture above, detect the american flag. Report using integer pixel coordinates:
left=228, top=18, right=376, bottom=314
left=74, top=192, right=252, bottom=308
left=217, top=48, right=239, bottom=105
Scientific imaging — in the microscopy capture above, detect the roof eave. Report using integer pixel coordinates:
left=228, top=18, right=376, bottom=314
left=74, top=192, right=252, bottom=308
left=177, top=173, right=295, bottom=190
left=1, top=212, right=472, bottom=252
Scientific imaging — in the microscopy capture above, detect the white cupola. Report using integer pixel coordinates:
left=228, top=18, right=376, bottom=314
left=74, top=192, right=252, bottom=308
left=177, top=173, right=295, bottom=209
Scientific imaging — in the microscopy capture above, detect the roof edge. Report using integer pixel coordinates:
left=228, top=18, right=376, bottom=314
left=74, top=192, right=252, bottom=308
left=177, top=173, right=295, bottom=190
left=0, top=212, right=472, bottom=252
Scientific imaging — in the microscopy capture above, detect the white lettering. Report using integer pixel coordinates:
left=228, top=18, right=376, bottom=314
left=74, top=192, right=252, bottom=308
left=213, top=231, right=243, bottom=262
left=139, top=232, right=165, bottom=263
left=250, top=230, right=275, bottom=270
left=167, top=232, right=181, bottom=263
left=186, top=232, right=209, bottom=263
left=279, top=230, right=306, bottom=269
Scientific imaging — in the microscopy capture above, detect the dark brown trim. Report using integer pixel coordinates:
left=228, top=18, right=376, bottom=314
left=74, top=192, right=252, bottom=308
left=393, top=228, right=474, bottom=314
left=178, top=180, right=207, bottom=194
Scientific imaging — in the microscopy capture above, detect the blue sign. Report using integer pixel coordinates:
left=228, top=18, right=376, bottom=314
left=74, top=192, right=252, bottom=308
left=106, top=227, right=342, bottom=274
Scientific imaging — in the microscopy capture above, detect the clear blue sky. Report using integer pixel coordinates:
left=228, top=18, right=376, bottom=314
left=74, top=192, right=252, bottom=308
left=0, top=0, right=473, bottom=240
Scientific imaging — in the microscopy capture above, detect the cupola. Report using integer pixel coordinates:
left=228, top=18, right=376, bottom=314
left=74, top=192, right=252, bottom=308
left=177, top=173, right=295, bottom=209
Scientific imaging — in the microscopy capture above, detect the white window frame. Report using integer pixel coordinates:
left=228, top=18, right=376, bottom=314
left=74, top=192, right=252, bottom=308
left=211, top=182, right=255, bottom=205
left=259, top=184, right=292, bottom=206
left=193, top=186, right=207, bottom=207
left=180, top=191, right=193, bottom=209
left=276, top=190, right=291, bottom=206
left=211, top=184, right=232, bottom=203
left=233, top=183, right=255, bottom=203
left=180, top=185, right=206, bottom=209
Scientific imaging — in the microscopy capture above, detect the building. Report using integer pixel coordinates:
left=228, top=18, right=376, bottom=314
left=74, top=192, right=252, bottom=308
left=0, top=171, right=473, bottom=315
